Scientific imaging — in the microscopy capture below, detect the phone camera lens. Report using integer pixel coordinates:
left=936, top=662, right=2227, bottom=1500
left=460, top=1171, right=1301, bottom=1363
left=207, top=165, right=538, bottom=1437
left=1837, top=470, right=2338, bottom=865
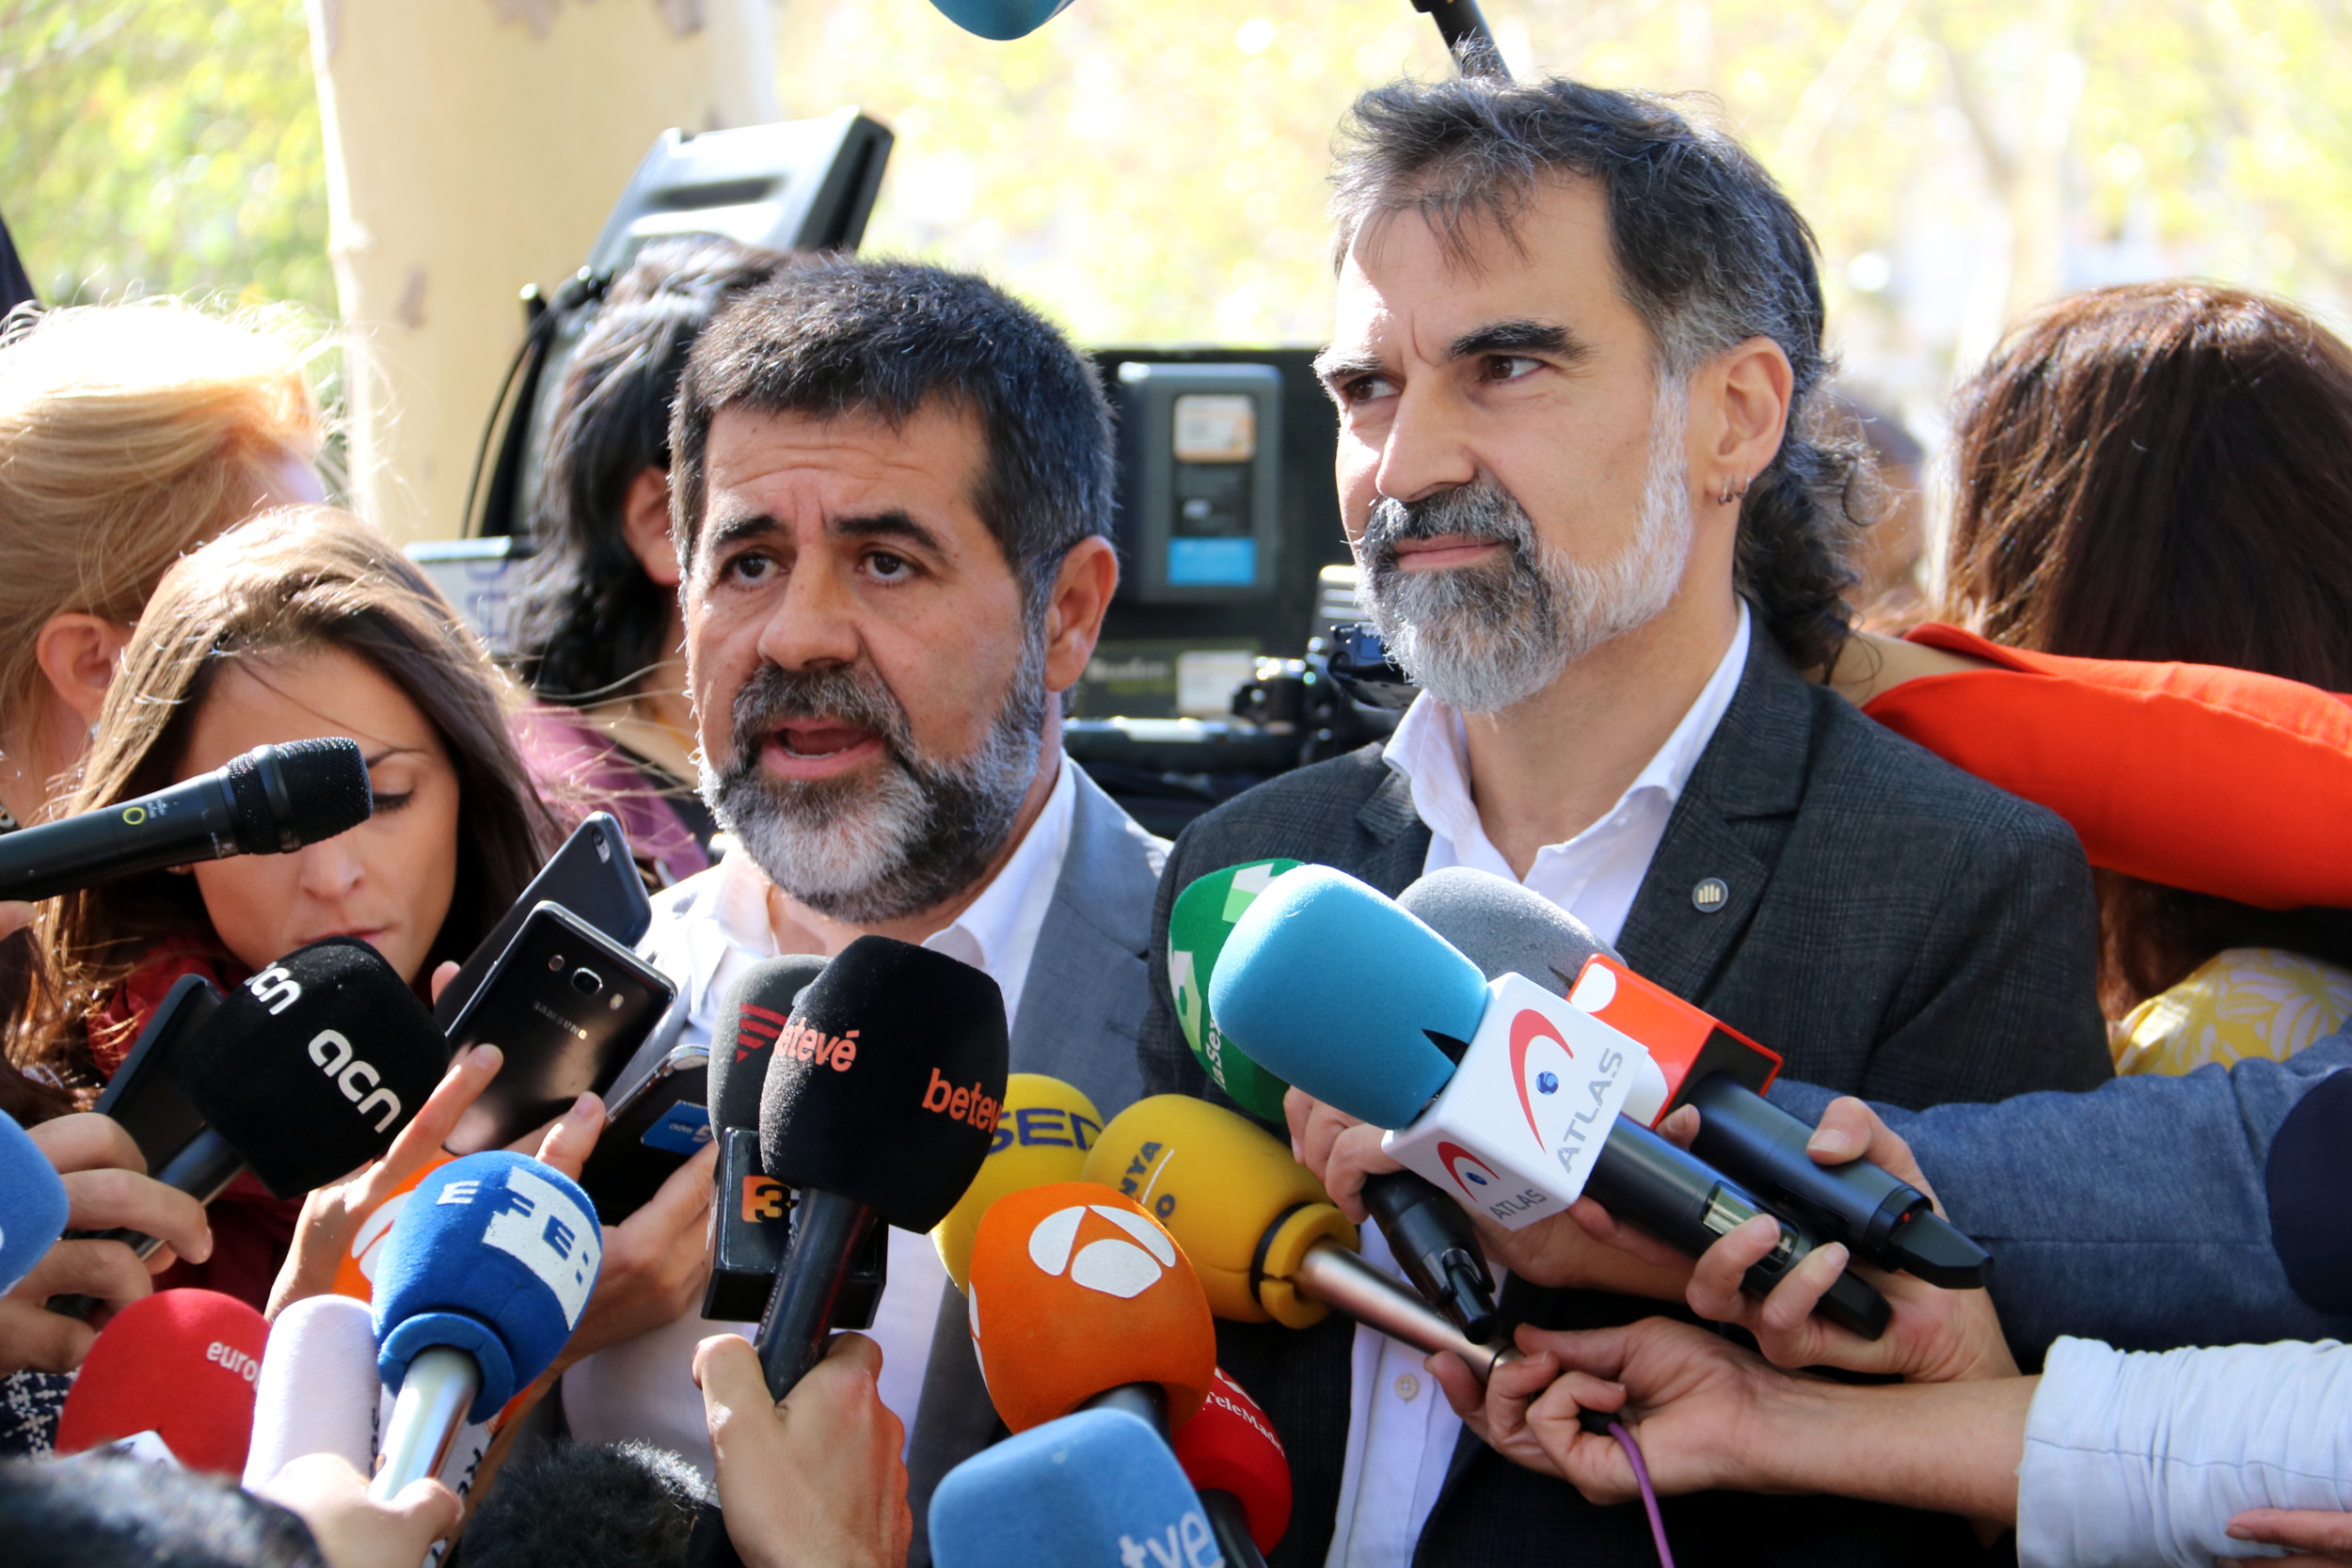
left=609, top=994, right=624, bottom=1011
left=571, top=967, right=602, bottom=996
left=547, top=954, right=564, bottom=973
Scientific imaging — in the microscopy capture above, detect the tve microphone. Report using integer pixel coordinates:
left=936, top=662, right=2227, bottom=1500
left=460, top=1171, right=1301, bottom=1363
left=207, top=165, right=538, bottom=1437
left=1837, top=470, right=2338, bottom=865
left=0, top=737, right=372, bottom=901
left=54, top=1288, right=266, bottom=1474
left=965, top=1181, right=1216, bottom=1434
left=1212, top=867, right=1889, bottom=1338
left=929, top=1407, right=1220, bottom=1568
left=701, top=956, right=827, bottom=1323
left=0, top=1108, right=70, bottom=1293
left=242, top=1292, right=381, bottom=1488
left=932, top=1072, right=1104, bottom=1291
left=1174, top=1369, right=1291, bottom=1564
left=924, top=0, right=1076, bottom=41
left=369, top=1150, right=603, bottom=1500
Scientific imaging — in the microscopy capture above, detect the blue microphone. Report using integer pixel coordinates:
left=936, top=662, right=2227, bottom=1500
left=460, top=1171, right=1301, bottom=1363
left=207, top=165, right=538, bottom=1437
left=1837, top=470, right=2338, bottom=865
left=926, top=0, right=1075, bottom=40
left=369, top=1150, right=602, bottom=1498
left=929, top=1407, right=1221, bottom=1568
left=0, top=1109, right=70, bottom=1294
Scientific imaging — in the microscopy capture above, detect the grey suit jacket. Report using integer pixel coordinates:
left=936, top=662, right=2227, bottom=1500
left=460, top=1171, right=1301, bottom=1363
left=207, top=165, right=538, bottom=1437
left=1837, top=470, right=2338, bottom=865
left=1136, top=626, right=2112, bottom=1568
left=903, top=761, right=1167, bottom=1560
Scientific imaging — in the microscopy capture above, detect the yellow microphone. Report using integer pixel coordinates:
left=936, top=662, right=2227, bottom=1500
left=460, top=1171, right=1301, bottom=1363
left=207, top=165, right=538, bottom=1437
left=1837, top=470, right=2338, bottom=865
left=932, top=1073, right=1104, bottom=1291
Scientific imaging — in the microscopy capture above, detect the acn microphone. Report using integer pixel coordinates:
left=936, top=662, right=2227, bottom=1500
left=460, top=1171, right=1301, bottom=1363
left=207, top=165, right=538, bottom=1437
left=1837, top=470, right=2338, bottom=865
left=0, top=736, right=372, bottom=901
left=929, top=1407, right=1224, bottom=1568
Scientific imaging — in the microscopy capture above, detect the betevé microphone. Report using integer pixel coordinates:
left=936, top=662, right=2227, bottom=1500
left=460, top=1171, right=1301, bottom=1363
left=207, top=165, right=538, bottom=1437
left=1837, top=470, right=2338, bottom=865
left=931, top=1072, right=1103, bottom=1291
left=0, top=1108, right=70, bottom=1293
left=1174, top=1368, right=1291, bottom=1566
left=1211, top=867, right=1889, bottom=1338
left=0, top=737, right=373, bottom=901
left=924, top=0, right=1075, bottom=41
left=53, top=1288, right=267, bottom=1474
left=701, top=955, right=828, bottom=1323
left=242, top=1292, right=381, bottom=1487
left=370, top=1150, right=604, bottom=1500
left=928, top=1407, right=1219, bottom=1568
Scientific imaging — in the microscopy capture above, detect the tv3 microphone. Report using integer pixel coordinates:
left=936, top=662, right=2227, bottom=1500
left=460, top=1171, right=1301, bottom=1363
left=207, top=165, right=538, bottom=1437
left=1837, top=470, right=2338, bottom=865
left=54, top=1288, right=267, bottom=1475
left=701, top=955, right=828, bottom=1324
left=1174, top=862, right=1503, bottom=1342
left=1174, top=1368, right=1291, bottom=1567
left=0, top=1108, right=71, bottom=1294
left=1407, top=866, right=1992, bottom=1289
left=0, top=737, right=372, bottom=902
left=1211, top=866, right=1891, bottom=1339
left=929, top=1407, right=1224, bottom=1568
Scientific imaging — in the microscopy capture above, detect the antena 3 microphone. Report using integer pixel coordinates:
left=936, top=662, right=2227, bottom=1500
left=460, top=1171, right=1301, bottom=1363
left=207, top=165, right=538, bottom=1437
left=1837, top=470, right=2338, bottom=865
left=1175, top=1369, right=1291, bottom=1564
left=55, top=1289, right=267, bottom=1474
left=0, top=1109, right=70, bottom=1294
left=924, top=0, right=1076, bottom=41
left=1169, top=861, right=1305, bottom=1122
left=933, top=1072, right=1103, bottom=1292
left=0, top=737, right=372, bottom=902
left=929, top=1407, right=1219, bottom=1568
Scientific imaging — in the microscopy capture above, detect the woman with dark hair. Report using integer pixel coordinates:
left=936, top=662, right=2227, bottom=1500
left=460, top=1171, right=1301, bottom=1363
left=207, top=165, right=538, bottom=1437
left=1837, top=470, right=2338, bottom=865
left=508, top=237, right=790, bottom=887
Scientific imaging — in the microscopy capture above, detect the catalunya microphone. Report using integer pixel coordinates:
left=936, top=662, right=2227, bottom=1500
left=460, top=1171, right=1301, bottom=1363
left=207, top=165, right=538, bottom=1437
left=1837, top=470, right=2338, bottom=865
left=965, top=1181, right=1216, bottom=1434
left=51, top=938, right=446, bottom=1318
left=0, top=1108, right=71, bottom=1293
left=1174, top=1368, right=1291, bottom=1566
left=929, top=1408, right=1223, bottom=1568
left=1174, top=863, right=1502, bottom=1340
left=924, top=0, right=1075, bottom=40
left=1211, top=867, right=1890, bottom=1338
left=54, top=1289, right=267, bottom=1473
left=0, top=737, right=372, bottom=901
left=1086, top=1094, right=1516, bottom=1380
left=369, top=1150, right=603, bottom=1500
left=932, top=1071, right=1104, bottom=1290
left=1406, top=866, right=1991, bottom=1288
left=701, top=954, right=827, bottom=1323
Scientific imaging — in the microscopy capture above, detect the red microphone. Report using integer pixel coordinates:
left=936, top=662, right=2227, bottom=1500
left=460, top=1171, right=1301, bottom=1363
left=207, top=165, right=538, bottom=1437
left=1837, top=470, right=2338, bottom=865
left=1172, top=1369, right=1291, bottom=1565
left=1566, top=954, right=1780, bottom=1119
left=55, top=1289, right=267, bottom=1474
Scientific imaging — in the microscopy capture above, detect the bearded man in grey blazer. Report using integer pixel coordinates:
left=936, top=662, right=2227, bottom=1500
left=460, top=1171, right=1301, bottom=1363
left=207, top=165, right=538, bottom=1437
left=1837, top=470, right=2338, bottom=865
left=1136, top=76, right=2113, bottom=1568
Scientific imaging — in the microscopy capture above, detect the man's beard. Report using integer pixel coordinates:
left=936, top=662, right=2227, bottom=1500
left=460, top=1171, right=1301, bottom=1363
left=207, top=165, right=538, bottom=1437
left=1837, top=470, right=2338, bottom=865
left=1356, top=379, right=1696, bottom=714
left=699, top=638, right=1046, bottom=925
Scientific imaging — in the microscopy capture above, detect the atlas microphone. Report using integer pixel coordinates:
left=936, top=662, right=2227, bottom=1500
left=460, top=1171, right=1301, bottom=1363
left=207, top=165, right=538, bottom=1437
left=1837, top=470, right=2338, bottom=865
left=701, top=955, right=827, bottom=1323
left=0, top=1108, right=71, bottom=1293
left=53, top=1289, right=268, bottom=1474
left=1173, top=1369, right=1291, bottom=1568
left=0, top=736, right=372, bottom=902
left=929, top=1408, right=1224, bottom=1568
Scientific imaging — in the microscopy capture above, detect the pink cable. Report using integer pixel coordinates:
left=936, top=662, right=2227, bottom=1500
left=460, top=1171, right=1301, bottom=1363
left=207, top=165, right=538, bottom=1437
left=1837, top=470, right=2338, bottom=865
left=1607, top=1419, right=1676, bottom=1568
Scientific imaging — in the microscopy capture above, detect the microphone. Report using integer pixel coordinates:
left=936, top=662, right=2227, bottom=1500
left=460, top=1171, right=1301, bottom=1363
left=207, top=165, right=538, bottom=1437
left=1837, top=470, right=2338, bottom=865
left=0, top=1108, right=70, bottom=1293
left=1173, top=1369, right=1291, bottom=1567
left=964, top=1180, right=1216, bottom=1435
left=1210, top=867, right=1890, bottom=1338
left=923, top=0, right=1075, bottom=41
left=1406, top=866, right=1990, bottom=1289
left=242, top=1293, right=382, bottom=1486
left=701, top=956, right=827, bottom=1323
left=459, top=1440, right=707, bottom=1568
left=928, top=1407, right=1222, bottom=1568
left=53, top=1288, right=267, bottom=1474
left=0, top=737, right=372, bottom=902
left=369, top=1150, right=604, bottom=1500
left=931, top=1072, right=1104, bottom=1291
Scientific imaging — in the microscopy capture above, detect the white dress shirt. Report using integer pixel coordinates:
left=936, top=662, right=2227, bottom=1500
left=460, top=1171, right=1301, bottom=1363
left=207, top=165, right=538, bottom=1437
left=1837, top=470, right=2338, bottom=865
left=560, top=759, right=1079, bottom=1480
left=1323, top=604, right=1751, bottom=1568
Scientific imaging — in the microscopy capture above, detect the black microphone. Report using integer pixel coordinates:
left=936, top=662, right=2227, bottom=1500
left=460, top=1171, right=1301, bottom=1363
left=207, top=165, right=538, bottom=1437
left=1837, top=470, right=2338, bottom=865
left=701, top=956, right=826, bottom=1324
left=0, top=738, right=372, bottom=902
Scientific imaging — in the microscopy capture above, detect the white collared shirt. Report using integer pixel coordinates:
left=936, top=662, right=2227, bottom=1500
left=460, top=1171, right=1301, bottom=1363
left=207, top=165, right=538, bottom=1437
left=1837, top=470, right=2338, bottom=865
left=560, top=758, right=1079, bottom=1479
left=1322, top=604, right=1751, bottom=1568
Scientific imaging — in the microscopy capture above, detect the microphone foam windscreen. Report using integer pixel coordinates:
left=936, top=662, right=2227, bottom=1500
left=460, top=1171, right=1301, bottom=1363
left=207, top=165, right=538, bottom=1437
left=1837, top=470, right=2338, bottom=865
left=708, top=954, right=828, bottom=1133
left=55, top=1288, right=267, bottom=1474
left=925, top=0, right=1076, bottom=41
left=759, top=935, right=1009, bottom=1233
left=965, top=1181, right=1216, bottom=1433
left=237, top=736, right=373, bottom=850
left=1208, top=865, right=1485, bottom=1129
left=241, top=1292, right=380, bottom=1488
left=1174, top=1368, right=1292, bottom=1553
left=1081, top=1094, right=1350, bottom=1323
left=929, top=1407, right=1212, bottom=1568
left=459, top=1440, right=706, bottom=1568
left=1168, top=861, right=1303, bottom=1122
left=175, top=937, right=447, bottom=1197
left=372, top=1150, right=603, bottom=1422
left=1398, top=866, right=1617, bottom=998
left=933, top=1072, right=1103, bottom=1292
left=0, top=1108, right=69, bottom=1294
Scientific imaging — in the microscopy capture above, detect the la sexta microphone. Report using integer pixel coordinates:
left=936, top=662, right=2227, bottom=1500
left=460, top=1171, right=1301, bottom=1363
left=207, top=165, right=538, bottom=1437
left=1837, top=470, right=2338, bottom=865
left=931, top=1071, right=1104, bottom=1291
left=1173, top=1369, right=1291, bottom=1566
left=1211, top=867, right=1890, bottom=1339
left=924, top=0, right=1076, bottom=41
left=0, top=737, right=372, bottom=902
left=701, top=955, right=827, bottom=1324
left=929, top=1407, right=1223, bottom=1568
left=370, top=1150, right=603, bottom=1500
left=0, top=1108, right=70, bottom=1294
left=54, top=1289, right=267, bottom=1474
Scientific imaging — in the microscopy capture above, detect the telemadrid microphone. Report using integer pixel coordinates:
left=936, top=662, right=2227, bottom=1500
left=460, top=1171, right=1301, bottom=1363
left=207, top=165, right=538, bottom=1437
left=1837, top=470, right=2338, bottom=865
left=965, top=1181, right=1216, bottom=1434
left=923, top=0, right=1075, bottom=41
left=369, top=1150, right=603, bottom=1501
left=701, top=955, right=827, bottom=1323
left=931, top=1072, right=1104, bottom=1291
left=928, top=1407, right=1220, bottom=1568
left=0, top=737, right=372, bottom=901
left=0, top=1108, right=70, bottom=1293
left=1173, top=1369, right=1291, bottom=1565
left=53, top=1288, right=267, bottom=1474
left=242, top=1292, right=381, bottom=1487
left=1408, top=866, right=1990, bottom=1288
left=1211, top=867, right=1890, bottom=1338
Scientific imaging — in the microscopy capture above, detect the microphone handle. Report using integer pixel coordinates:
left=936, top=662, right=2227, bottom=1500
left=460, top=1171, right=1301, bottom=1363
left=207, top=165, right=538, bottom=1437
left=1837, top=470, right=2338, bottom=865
left=1289, top=1238, right=1518, bottom=1382
left=1080, top=1381, right=1168, bottom=1436
left=1682, top=1076, right=1925, bottom=1262
left=0, top=769, right=242, bottom=901
left=1200, top=1488, right=1271, bottom=1568
left=1361, top=1170, right=1500, bottom=1342
left=48, top=1129, right=246, bottom=1319
left=370, top=1345, right=480, bottom=1501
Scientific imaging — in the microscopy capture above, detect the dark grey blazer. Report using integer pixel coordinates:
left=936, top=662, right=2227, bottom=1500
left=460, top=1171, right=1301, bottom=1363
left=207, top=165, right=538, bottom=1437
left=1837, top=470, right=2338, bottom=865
left=1137, top=628, right=2112, bottom=1568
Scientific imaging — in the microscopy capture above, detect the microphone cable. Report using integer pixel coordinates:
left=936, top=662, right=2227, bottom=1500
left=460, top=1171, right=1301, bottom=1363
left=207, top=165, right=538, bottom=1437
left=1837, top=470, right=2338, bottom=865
left=1581, top=1409, right=1675, bottom=1568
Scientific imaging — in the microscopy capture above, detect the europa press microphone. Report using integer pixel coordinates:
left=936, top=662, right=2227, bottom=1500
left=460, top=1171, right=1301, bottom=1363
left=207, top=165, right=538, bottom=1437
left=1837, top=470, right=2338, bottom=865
left=0, top=1109, right=71, bottom=1293
left=1210, top=867, right=1891, bottom=1338
left=929, top=1408, right=1223, bottom=1568
left=1172, top=863, right=1502, bottom=1341
left=0, top=737, right=372, bottom=901
left=53, top=1289, right=268, bottom=1474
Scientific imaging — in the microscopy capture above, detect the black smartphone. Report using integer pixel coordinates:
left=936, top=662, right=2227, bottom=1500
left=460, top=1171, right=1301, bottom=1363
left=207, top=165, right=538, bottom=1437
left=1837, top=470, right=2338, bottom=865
left=442, top=902, right=677, bottom=1156
left=92, top=974, right=221, bottom=1175
left=579, top=1043, right=711, bottom=1221
left=433, top=814, right=652, bottom=1028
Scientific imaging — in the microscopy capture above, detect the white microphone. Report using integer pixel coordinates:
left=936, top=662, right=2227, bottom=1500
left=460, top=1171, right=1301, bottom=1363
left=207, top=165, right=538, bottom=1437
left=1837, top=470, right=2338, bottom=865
left=243, top=1294, right=381, bottom=1488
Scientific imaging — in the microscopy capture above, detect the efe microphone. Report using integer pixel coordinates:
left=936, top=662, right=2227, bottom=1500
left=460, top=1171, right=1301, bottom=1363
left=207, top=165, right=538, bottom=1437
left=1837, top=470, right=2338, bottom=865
left=0, top=737, right=372, bottom=901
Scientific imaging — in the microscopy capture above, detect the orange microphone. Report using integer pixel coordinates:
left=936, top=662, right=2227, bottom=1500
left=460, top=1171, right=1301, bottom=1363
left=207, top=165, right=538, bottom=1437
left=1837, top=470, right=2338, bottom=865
left=965, top=1181, right=1216, bottom=1436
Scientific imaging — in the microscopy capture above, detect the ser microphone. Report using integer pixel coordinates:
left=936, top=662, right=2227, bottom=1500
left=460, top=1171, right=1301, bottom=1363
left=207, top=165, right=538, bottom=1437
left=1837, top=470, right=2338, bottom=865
left=1211, top=867, right=1889, bottom=1339
left=0, top=1108, right=71, bottom=1293
left=1173, top=1369, right=1290, bottom=1567
left=701, top=956, right=827, bottom=1323
left=929, top=1407, right=1222, bottom=1568
left=931, top=1072, right=1103, bottom=1291
left=53, top=1288, right=267, bottom=1474
left=0, top=737, right=372, bottom=902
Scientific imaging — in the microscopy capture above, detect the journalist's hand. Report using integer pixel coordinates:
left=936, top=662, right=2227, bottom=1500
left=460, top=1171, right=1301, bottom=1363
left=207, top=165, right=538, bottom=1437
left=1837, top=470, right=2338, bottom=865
left=696, top=1331, right=911, bottom=1568
left=2227, top=1509, right=2352, bottom=1565
left=256, top=1452, right=460, bottom=1568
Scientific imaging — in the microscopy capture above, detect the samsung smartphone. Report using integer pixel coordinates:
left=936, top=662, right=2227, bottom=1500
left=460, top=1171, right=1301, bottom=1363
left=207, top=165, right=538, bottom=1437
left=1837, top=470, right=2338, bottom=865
left=433, top=813, right=651, bottom=1028
left=578, top=1043, right=711, bottom=1220
left=442, top=902, right=676, bottom=1155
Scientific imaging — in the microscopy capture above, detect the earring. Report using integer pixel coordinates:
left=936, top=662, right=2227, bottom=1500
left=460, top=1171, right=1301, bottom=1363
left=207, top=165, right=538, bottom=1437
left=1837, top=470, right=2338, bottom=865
left=1716, top=476, right=1751, bottom=506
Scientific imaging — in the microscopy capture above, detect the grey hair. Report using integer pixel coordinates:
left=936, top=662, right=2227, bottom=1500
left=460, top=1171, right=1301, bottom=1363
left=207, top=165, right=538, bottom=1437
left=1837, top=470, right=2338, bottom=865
left=1329, top=74, right=1872, bottom=674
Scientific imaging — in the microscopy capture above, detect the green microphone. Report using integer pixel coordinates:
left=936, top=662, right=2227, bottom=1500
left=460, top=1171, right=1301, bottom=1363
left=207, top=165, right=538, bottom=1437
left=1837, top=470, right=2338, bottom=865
left=1167, top=861, right=1302, bottom=1123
